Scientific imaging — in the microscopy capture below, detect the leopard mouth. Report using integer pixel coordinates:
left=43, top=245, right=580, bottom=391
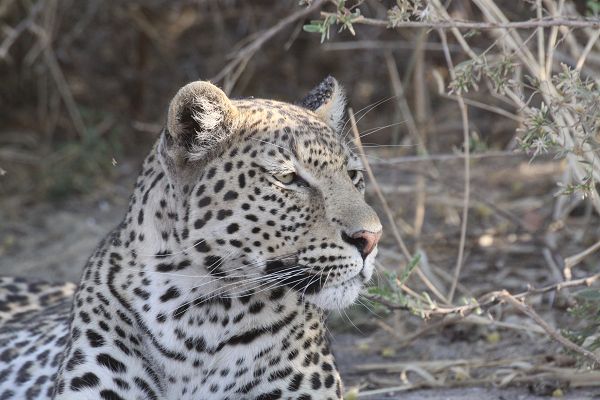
left=264, top=258, right=367, bottom=295
left=265, top=260, right=324, bottom=294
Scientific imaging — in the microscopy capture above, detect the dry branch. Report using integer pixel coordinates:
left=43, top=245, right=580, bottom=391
left=0, top=0, right=45, bottom=59
left=349, top=108, right=452, bottom=305
left=213, top=0, right=325, bottom=94
left=438, top=29, right=470, bottom=303
left=499, top=290, right=600, bottom=366
left=366, top=272, right=600, bottom=317
left=322, top=13, right=600, bottom=30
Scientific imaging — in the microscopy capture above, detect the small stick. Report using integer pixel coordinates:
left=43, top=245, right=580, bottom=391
left=499, top=290, right=600, bottom=366
left=563, top=239, right=600, bottom=280
left=576, top=29, right=600, bottom=71
left=321, top=13, right=600, bottom=30
left=349, top=109, right=450, bottom=305
left=368, top=272, right=600, bottom=316
left=213, top=0, right=325, bottom=93
left=438, top=29, right=470, bottom=303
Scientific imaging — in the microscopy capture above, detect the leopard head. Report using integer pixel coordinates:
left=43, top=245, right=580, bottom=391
left=157, top=77, right=382, bottom=310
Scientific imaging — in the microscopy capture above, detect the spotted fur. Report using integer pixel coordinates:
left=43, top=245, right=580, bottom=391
left=0, top=77, right=382, bottom=400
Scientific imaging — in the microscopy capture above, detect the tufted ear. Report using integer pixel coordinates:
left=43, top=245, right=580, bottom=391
left=159, top=81, right=238, bottom=186
left=300, top=76, right=346, bottom=132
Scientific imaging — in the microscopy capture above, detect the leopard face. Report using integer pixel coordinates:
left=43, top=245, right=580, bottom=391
left=160, top=77, right=382, bottom=311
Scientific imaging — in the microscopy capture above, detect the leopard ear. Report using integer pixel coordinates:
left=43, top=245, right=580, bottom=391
left=159, top=81, right=238, bottom=185
left=165, top=81, right=238, bottom=161
left=300, top=76, right=346, bottom=132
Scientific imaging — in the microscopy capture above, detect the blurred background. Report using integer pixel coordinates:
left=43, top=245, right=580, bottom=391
left=1, top=0, right=600, bottom=398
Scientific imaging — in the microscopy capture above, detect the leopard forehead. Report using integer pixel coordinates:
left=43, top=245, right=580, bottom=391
left=232, top=98, right=361, bottom=173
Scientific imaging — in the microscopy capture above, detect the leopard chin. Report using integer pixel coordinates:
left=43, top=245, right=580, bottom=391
left=305, top=275, right=365, bottom=310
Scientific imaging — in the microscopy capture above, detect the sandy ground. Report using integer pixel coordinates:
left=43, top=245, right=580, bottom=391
left=1, top=168, right=599, bottom=399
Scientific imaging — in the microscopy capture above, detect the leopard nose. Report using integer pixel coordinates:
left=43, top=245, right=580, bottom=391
left=342, top=229, right=382, bottom=259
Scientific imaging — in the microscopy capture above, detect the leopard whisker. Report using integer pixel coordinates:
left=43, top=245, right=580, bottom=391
left=339, top=95, right=398, bottom=138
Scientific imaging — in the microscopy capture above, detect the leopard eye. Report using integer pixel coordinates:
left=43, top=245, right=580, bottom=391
left=348, top=169, right=362, bottom=183
left=274, top=172, right=296, bottom=184
left=274, top=172, right=309, bottom=187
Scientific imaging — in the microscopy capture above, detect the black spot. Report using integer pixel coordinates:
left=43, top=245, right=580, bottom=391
left=198, top=197, right=211, bottom=208
left=97, top=353, right=126, bottom=373
left=217, top=209, right=233, bottom=220
left=160, top=287, right=181, bottom=302
left=324, top=374, right=335, bottom=388
left=270, top=287, right=285, bottom=301
left=310, top=372, right=322, bottom=390
left=288, top=373, right=304, bottom=391
left=16, top=360, right=32, bottom=384
left=268, top=367, right=293, bottom=382
left=207, top=167, right=217, bottom=179
left=86, top=329, right=105, bottom=347
left=134, top=377, right=158, bottom=400
left=79, top=311, right=91, bottom=323
left=205, top=256, right=225, bottom=277
left=173, top=303, right=190, bottom=319
left=224, top=191, right=238, bottom=201
left=195, top=241, right=211, bottom=253
left=245, top=214, right=258, bottom=222
left=227, top=223, right=239, bottom=234
left=249, top=302, right=265, bottom=314
left=100, top=389, right=125, bottom=400
left=113, top=378, right=130, bottom=390
left=214, top=180, right=225, bottom=193
left=66, top=349, right=85, bottom=371
left=70, top=372, right=100, bottom=391
left=156, top=263, right=175, bottom=272
left=133, top=287, right=150, bottom=300
left=255, top=389, right=281, bottom=400
left=238, top=173, right=246, bottom=188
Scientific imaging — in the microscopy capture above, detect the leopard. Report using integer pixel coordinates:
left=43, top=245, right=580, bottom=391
left=0, top=76, right=382, bottom=400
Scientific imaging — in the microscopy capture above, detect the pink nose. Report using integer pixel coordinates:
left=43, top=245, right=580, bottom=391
left=343, top=230, right=382, bottom=259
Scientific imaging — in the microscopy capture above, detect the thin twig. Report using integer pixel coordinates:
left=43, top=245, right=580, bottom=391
left=368, top=272, right=600, bottom=317
left=349, top=108, right=450, bottom=304
left=438, top=29, right=470, bottom=303
left=576, top=29, right=600, bottom=71
left=349, top=108, right=412, bottom=261
left=564, top=239, right=600, bottom=280
left=366, top=150, right=523, bottom=165
left=213, top=0, right=325, bottom=94
left=500, top=290, right=600, bottom=366
left=0, top=0, right=45, bottom=59
left=322, top=39, right=468, bottom=53
left=536, top=0, right=546, bottom=80
left=325, top=13, right=600, bottom=30
left=33, top=26, right=87, bottom=138
left=383, top=52, right=426, bottom=152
